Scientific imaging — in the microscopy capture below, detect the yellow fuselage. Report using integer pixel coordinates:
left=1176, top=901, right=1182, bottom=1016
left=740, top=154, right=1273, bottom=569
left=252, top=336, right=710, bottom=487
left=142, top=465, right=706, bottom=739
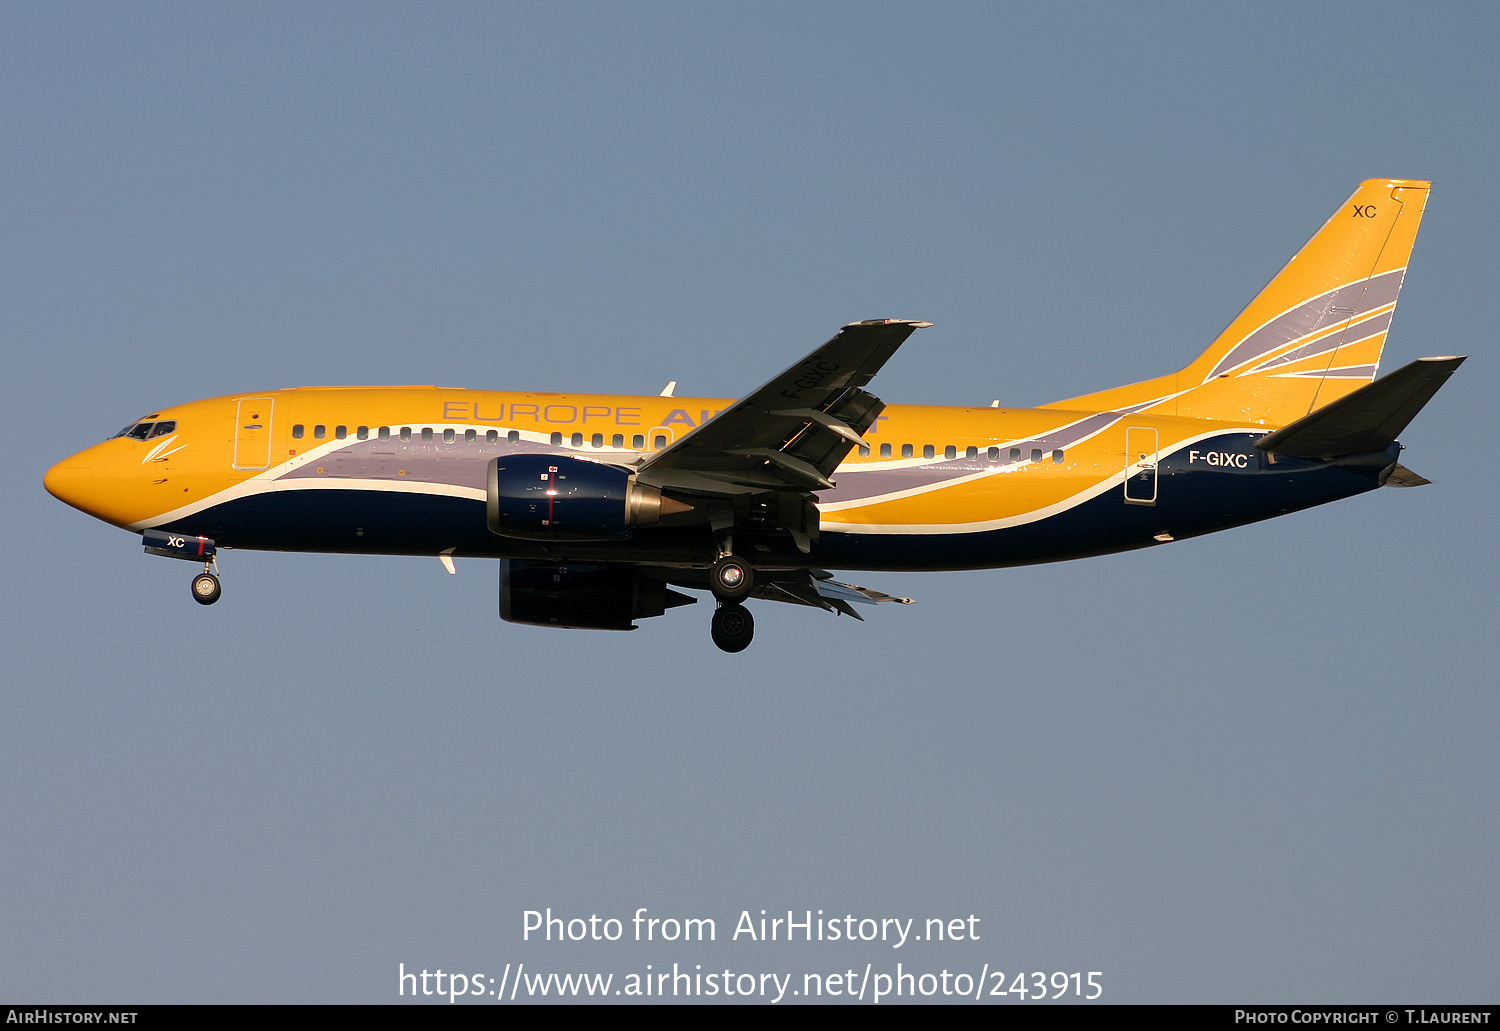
left=43, top=385, right=1386, bottom=572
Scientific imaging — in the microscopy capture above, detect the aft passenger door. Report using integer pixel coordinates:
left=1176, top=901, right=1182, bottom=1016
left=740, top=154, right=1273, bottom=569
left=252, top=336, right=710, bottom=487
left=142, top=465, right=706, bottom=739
left=1124, top=426, right=1157, bottom=505
left=233, top=397, right=275, bottom=471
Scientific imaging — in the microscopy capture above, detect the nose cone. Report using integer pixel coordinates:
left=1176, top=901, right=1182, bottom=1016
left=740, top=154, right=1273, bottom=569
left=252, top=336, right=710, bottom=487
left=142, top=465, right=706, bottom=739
left=44, top=450, right=104, bottom=517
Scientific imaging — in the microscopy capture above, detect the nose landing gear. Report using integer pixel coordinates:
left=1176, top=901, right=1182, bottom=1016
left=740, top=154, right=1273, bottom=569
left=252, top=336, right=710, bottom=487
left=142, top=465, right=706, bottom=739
left=141, top=531, right=223, bottom=607
left=710, top=602, right=754, bottom=652
left=191, top=569, right=222, bottom=605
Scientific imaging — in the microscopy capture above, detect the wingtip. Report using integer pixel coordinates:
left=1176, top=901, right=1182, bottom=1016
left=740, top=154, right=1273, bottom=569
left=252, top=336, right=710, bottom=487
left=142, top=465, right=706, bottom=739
left=850, top=319, right=933, bottom=329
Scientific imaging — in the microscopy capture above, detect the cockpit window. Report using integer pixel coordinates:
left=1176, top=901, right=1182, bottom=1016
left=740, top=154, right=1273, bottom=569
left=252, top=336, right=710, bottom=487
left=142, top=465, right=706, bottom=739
left=112, top=419, right=178, bottom=441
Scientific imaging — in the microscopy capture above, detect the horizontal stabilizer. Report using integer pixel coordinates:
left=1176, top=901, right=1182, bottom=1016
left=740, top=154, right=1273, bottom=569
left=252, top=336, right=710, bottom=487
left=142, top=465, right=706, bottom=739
left=1384, top=464, right=1432, bottom=488
left=1255, top=356, right=1465, bottom=459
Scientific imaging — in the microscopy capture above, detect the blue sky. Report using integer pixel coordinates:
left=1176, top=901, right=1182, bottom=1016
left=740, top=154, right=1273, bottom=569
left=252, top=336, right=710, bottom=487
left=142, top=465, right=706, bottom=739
left=3, top=2, right=1496, bottom=1003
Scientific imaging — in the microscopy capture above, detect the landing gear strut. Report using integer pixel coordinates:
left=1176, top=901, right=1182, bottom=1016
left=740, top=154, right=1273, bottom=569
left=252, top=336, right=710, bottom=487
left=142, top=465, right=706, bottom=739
left=191, top=566, right=221, bottom=605
left=711, top=602, right=754, bottom=653
left=142, top=531, right=223, bottom=606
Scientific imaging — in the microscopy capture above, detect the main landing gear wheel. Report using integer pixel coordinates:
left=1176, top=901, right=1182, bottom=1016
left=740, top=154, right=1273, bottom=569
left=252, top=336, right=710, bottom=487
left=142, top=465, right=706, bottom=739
left=191, top=571, right=221, bottom=606
left=711, top=603, right=754, bottom=653
left=709, top=555, right=754, bottom=601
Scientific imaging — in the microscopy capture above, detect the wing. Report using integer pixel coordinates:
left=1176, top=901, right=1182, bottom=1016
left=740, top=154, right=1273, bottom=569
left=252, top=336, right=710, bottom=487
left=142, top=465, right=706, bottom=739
left=753, top=569, right=915, bottom=620
left=644, top=566, right=915, bottom=620
left=635, top=319, right=930, bottom=495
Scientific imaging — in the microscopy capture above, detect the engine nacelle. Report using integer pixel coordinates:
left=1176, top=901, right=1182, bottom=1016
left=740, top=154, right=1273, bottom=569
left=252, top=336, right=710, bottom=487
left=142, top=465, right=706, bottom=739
left=486, top=455, right=671, bottom=541
left=500, top=560, right=694, bottom=631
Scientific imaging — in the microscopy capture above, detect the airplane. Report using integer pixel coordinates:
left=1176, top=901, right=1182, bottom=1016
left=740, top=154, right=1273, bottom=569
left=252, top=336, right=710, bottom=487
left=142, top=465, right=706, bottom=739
left=44, top=178, right=1464, bottom=652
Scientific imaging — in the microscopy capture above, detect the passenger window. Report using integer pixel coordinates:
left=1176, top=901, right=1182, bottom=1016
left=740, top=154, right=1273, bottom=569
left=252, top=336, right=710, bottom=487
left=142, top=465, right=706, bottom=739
left=1009, top=447, right=1021, bottom=462
left=1030, top=448, right=1042, bottom=463
left=571, top=432, right=584, bottom=447
left=357, top=426, right=369, bottom=440
left=378, top=427, right=390, bottom=440
left=591, top=433, right=603, bottom=448
left=506, top=430, right=518, bottom=444
left=880, top=443, right=892, bottom=458
left=464, top=429, right=476, bottom=443
left=653, top=434, right=667, bottom=450
left=292, top=424, right=305, bottom=439
left=335, top=425, right=347, bottom=439
left=921, top=444, right=933, bottom=459
left=149, top=421, right=176, bottom=438
left=400, top=427, right=412, bottom=441
left=944, top=445, right=956, bottom=459
left=547, top=432, right=560, bottom=445
left=859, top=445, right=870, bottom=457
left=966, top=446, right=977, bottom=459
left=987, top=447, right=999, bottom=462
left=313, top=425, right=326, bottom=440
left=443, top=428, right=455, bottom=443
left=1053, top=449, right=1065, bottom=464
left=632, top=434, right=645, bottom=449
left=421, top=428, right=433, bottom=442
left=612, top=433, right=624, bottom=447
left=486, top=430, right=499, bottom=443
left=902, top=444, right=914, bottom=458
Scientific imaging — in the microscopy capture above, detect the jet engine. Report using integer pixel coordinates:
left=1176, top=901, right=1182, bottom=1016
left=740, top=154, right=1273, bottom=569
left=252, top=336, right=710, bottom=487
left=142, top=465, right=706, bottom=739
left=486, top=455, right=685, bottom=541
left=500, top=560, right=694, bottom=630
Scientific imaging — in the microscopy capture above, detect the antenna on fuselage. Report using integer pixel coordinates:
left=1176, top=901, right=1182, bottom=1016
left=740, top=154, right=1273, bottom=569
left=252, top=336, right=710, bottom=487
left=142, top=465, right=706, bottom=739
left=660, top=381, right=677, bottom=397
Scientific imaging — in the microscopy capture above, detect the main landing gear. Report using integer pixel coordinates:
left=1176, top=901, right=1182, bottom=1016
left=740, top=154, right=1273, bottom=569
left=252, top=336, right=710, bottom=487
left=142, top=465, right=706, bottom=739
left=708, top=544, right=755, bottom=651
left=711, top=602, right=754, bottom=653
left=709, top=554, right=753, bottom=601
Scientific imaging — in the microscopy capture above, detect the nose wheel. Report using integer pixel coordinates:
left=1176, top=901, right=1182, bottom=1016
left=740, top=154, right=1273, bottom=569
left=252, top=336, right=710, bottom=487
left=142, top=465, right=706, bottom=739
left=191, top=569, right=221, bottom=606
left=710, top=602, right=754, bottom=653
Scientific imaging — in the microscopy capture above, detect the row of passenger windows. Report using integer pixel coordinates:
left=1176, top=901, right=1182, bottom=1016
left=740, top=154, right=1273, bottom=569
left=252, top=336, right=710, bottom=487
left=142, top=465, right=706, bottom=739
left=292, top=424, right=519, bottom=444
left=859, top=443, right=1065, bottom=464
left=288, top=423, right=1065, bottom=463
left=290, top=424, right=668, bottom=449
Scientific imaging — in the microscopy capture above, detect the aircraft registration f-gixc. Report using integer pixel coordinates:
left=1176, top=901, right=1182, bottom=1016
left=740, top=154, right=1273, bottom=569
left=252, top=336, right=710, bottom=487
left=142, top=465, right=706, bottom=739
left=45, top=179, right=1464, bottom=651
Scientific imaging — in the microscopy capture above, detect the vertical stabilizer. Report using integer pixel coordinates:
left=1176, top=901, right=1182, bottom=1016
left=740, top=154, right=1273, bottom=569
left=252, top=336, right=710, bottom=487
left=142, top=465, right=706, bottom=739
left=1046, top=179, right=1430, bottom=426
